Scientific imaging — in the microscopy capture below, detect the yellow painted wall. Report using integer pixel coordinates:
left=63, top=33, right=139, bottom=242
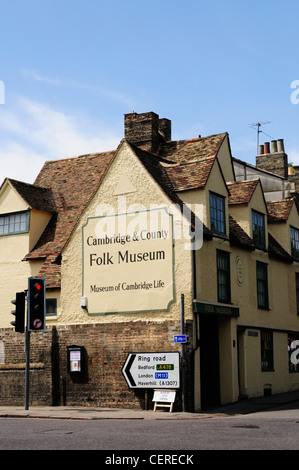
left=268, top=203, right=299, bottom=256
left=0, top=181, right=28, bottom=215
left=29, top=209, right=52, bottom=252
left=194, top=230, right=299, bottom=403
left=192, top=170, right=299, bottom=404
left=177, top=158, right=229, bottom=235
left=0, top=181, right=51, bottom=328
left=229, top=182, right=268, bottom=248
left=238, top=329, right=299, bottom=398
left=60, top=142, right=194, bottom=325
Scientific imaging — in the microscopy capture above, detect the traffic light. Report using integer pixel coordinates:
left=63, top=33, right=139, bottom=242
left=11, top=292, right=25, bottom=333
left=28, top=277, right=46, bottom=331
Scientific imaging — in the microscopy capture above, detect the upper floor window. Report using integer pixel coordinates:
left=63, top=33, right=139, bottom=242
left=217, top=250, right=231, bottom=303
left=291, top=227, right=299, bottom=260
left=252, top=210, right=266, bottom=249
left=256, top=261, right=269, bottom=309
left=0, top=211, right=30, bottom=236
left=210, top=192, right=226, bottom=235
left=296, top=273, right=299, bottom=315
left=261, top=329, right=274, bottom=371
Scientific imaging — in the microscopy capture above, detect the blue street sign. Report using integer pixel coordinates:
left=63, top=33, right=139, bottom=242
left=174, top=335, right=187, bottom=343
left=155, top=372, right=168, bottom=379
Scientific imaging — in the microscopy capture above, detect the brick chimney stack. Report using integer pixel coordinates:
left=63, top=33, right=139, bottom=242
left=256, top=139, right=288, bottom=179
left=124, top=111, right=171, bottom=153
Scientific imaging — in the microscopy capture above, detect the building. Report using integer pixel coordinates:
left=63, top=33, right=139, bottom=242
left=1, top=111, right=299, bottom=410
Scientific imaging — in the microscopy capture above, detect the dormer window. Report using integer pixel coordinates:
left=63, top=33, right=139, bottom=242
left=291, top=226, right=299, bottom=260
left=0, top=211, right=30, bottom=235
left=252, top=210, right=266, bottom=249
left=210, top=192, right=226, bottom=236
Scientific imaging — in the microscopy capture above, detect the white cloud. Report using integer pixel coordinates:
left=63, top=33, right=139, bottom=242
left=0, top=143, right=45, bottom=185
left=21, top=69, right=135, bottom=107
left=0, top=97, right=120, bottom=184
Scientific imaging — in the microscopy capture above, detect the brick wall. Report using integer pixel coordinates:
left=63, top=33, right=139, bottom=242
left=0, top=328, right=52, bottom=406
left=0, top=320, right=194, bottom=411
left=256, top=152, right=288, bottom=179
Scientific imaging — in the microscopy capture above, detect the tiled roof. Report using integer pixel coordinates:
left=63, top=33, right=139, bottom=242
left=127, top=141, right=213, bottom=240
left=158, top=133, right=227, bottom=163
left=34, top=151, right=116, bottom=209
left=268, top=233, right=293, bottom=263
left=163, top=156, right=215, bottom=192
left=7, top=179, right=56, bottom=213
left=38, top=253, right=61, bottom=289
left=267, top=198, right=294, bottom=223
left=133, top=133, right=228, bottom=193
left=227, top=180, right=260, bottom=205
left=24, top=150, right=116, bottom=286
left=229, top=215, right=255, bottom=250
left=229, top=214, right=293, bottom=261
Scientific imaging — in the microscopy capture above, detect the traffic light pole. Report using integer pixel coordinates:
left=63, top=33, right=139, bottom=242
left=25, top=327, right=30, bottom=410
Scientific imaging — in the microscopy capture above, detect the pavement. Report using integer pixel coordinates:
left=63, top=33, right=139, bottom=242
left=1, top=390, right=299, bottom=420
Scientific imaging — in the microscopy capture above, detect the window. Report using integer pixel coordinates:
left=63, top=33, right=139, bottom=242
left=46, top=299, right=57, bottom=317
left=217, top=250, right=231, bottom=303
left=256, top=261, right=269, bottom=309
left=0, top=211, right=29, bottom=235
left=261, top=330, right=274, bottom=371
left=296, top=273, right=299, bottom=315
left=252, top=210, right=266, bottom=249
left=291, top=227, right=299, bottom=260
left=210, top=192, right=226, bottom=235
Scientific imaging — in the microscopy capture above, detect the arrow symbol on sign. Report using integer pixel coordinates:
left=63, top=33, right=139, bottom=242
left=122, top=354, right=136, bottom=387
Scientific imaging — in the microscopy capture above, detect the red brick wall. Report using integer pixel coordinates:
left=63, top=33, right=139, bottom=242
left=0, top=328, right=52, bottom=406
left=0, top=320, right=194, bottom=410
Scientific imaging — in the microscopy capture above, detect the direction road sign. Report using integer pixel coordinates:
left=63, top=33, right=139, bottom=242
left=122, top=352, right=180, bottom=389
left=174, top=335, right=187, bottom=343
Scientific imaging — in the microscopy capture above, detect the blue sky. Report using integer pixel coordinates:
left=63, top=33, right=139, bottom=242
left=1, top=0, right=299, bottom=184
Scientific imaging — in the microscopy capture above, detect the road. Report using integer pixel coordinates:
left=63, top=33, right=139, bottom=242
left=0, top=402, right=299, bottom=452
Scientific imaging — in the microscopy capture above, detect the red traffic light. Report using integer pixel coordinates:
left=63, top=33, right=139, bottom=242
left=28, top=277, right=46, bottom=332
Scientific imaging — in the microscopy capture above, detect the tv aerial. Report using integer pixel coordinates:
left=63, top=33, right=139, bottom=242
left=249, top=121, right=274, bottom=154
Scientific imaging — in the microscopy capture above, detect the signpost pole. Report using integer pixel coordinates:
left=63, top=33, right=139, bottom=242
left=25, top=327, right=30, bottom=410
left=181, top=294, right=186, bottom=412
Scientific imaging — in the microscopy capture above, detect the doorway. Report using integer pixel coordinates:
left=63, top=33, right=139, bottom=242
left=200, top=315, right=220, bottom=409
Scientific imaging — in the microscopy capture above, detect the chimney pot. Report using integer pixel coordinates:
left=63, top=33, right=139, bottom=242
left=277, top=139, right=285, bottom=153
left=259, top=144, right=264, bottom=155
left=264, top=142, right=270, bottom=154
left=271, top=140, right=278, bottom=153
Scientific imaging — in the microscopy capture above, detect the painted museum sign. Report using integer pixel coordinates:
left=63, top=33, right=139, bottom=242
left=82, top=207, right=174, bottom=314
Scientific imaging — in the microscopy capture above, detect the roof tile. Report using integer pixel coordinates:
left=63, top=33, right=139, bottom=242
left=267, top=198, right=294, bottom=223
left=227, top=180, right=259, bottom=205
left=8, top=179, right=56, bottom=212
left=158, top=133, right=227, bottom=163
